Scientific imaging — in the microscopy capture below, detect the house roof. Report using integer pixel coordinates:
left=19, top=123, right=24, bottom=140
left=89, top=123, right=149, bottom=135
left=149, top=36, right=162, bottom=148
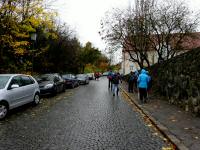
left=122, top=32, right=200, bottom=52
left=178, top=32, right=200, bottom=50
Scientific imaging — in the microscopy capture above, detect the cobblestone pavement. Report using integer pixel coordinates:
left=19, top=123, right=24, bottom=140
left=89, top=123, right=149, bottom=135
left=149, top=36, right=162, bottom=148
left=121, top=81, right=200, bottom=150
left=0, top=77, right=170, bottom=150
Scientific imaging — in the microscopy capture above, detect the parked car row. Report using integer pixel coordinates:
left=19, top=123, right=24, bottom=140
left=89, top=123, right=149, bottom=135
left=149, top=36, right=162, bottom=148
left=0, top=73, right=92, bottom=120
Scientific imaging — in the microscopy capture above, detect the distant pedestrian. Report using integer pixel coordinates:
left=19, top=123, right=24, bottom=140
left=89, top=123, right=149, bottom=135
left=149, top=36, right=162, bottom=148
left=134, top=70, right=139, bottom=91
left=112, top=72, right=121, bottom=96
left=128, top=71, right=134, bottom=93
left=137, top=69, right=149, bottom=103
left=107, top=70, right=113, bottom=89
left=94, top=72, right=100, bottom=80
left=146, top=71, right=152, bottom=92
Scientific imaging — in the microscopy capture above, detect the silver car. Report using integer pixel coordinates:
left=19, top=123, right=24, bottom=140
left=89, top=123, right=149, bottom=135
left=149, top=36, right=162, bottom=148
left=76, top=74, right=89, bottom=85
left=0, top=74, right=40, bottom=120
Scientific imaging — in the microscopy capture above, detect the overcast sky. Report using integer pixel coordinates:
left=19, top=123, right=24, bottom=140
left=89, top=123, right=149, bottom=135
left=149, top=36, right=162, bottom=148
left=52, top=0, right=131, bottom=50
left=52, top=0, right=200, bottom=62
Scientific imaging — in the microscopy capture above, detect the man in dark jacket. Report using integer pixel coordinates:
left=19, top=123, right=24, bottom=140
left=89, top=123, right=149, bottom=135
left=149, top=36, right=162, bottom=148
left=107, top=70, right=113, bottom=89
left=128, top=71, right=134, bottom=93
left=112, top=72, right=121, bottom=96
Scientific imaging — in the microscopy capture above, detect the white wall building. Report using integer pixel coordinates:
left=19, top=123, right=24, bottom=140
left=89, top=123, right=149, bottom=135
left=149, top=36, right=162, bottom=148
left=121, top=32, right=200, bottom=75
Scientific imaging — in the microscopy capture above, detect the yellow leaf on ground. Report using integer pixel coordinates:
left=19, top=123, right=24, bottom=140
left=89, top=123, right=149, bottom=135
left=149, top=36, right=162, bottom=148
left=171, top=119, right=177, bottom=122
left=162, top=147, right=173, bottom=150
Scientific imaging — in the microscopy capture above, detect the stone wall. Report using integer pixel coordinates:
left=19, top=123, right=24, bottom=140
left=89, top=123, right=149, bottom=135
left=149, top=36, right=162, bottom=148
left=149, top=48, right=200, bottom=116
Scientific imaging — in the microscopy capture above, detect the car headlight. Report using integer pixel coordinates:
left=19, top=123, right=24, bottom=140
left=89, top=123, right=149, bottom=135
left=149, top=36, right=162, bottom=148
left=44, top=84, right=54, bottom=89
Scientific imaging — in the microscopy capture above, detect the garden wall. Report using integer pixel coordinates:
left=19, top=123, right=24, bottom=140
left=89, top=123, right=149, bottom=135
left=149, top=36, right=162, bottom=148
left=149, top=48, right=200, bottom=115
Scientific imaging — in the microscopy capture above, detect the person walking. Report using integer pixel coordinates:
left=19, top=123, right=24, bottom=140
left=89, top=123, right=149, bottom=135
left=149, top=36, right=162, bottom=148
left=107, top=70, right=113, bottom=89
left=134, top=70, right=139, bottom=92
left=128, top=71, right=135, bottom=93
left=137, top=69, right=149, bottom=103
left=146, top=71, right=152, bottom=92
left=112, top=72, right=121, bottom=96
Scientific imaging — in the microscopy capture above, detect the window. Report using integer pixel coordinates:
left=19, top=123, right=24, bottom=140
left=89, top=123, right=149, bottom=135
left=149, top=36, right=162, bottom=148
left=21, top=75, right=33, bottom=86
left=130, top=65, right=134, bottom=71
left=0, top=76, right=10, bottom=89
left=9, top=76, right=23, bottom=89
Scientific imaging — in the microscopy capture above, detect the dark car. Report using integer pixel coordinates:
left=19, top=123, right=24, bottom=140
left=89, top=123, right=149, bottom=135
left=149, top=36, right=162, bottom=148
left=62, top=74, right=79, bottom=88
left=76, top=74, right=89, bottom=85
left=35, top=73, right=65, bottom=95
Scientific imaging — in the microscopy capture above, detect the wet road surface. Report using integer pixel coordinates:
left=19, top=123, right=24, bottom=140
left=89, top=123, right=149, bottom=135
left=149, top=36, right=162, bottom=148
left=0, top=77, right=169, bottom=150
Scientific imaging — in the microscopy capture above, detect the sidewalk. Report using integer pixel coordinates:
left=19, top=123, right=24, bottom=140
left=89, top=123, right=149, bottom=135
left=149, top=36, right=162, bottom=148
left=121, top=82, right=200, bottom=150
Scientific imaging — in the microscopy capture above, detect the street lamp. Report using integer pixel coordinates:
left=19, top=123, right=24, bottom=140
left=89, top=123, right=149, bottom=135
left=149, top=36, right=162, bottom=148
left=30, top=32, right=37, bottom=75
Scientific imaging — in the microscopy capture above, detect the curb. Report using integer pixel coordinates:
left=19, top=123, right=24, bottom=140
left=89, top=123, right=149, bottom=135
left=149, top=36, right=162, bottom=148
left=120, top=87, right=189, bottom=150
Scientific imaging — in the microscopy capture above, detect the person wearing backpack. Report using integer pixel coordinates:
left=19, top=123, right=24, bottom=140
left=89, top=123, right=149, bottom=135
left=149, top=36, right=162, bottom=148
left=112, top=72, right=121, bottom=96
left=107, top=70, right=113, bottom=89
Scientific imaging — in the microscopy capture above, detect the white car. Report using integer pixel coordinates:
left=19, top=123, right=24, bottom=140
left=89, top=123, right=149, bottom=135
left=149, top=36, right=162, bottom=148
left=0, top=74, right=40, bottom=120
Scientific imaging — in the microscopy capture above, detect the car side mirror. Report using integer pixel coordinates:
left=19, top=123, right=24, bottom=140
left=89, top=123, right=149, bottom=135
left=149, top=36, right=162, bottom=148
left=11, top=84, right=19, bottom=89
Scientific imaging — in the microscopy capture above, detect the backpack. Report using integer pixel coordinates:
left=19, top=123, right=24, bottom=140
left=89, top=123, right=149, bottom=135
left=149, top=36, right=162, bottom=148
left=112, top=75, right=119, bottom=84
left=129, top=75, right=134, bottom=81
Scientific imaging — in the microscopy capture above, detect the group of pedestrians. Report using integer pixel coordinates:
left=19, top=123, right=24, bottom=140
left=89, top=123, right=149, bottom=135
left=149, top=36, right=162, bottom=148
left=106, top=69, right=152, bottom=102
left=128, top=69, right=152, bottom=104
left=107, top=70, right=122, bottom=96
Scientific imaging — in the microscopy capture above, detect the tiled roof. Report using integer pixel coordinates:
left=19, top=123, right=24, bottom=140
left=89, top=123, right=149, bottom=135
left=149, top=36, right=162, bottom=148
left=123, top=32, right=200, bottom=52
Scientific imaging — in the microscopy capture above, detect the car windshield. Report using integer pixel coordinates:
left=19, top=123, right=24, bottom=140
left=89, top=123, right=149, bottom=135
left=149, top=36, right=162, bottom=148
left=36, top=74, right=53, bottom=82
left=76, top=74, right=85, bottom=78
left=63, top=74, right=73, bottom=78
left=0, top=76, right=11, bottom=89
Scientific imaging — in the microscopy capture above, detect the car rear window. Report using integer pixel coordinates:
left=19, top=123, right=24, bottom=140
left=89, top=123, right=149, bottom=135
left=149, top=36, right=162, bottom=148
left=0, top=76, right=11, bottom=89
left=36, top=75, right=53, bottom=82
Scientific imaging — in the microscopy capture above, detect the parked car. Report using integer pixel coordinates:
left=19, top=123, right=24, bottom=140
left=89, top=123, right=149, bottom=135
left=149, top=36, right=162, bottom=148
left=62, top=74, right=79, bottom=88
left=0, top=74, right=40, bottom=120
left=102, top=72, right=109, bottom=76
left=76, top=74, right=89, bottom=85
left=87, top=73, right=94, bottom=80
left=35, top=73, right=65, bottom=95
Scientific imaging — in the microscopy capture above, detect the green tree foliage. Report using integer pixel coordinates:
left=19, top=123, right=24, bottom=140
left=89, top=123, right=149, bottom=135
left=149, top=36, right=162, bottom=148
left=79, top=42, right=101, bottom=73
left=34, top=24, right=81, bottom=74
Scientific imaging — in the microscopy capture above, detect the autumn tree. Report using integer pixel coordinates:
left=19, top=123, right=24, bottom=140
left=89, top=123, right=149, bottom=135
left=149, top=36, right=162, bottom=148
left=148, top=0, right=200, bottom=62
left=79, top=42, right=101, bottom=73
left=0, top=0, right=57, bottom=73
left=100, top=0, right=200, bottom=68
left=100, top=0, right=154, bottom=69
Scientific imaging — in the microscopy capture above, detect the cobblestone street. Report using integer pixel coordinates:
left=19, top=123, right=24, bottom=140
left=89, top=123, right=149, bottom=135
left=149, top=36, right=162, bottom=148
left=0, top=77, right=170, bottom=150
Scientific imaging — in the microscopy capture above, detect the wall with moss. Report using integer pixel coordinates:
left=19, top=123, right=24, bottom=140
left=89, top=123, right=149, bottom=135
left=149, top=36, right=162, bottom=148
left=149, top=48, right=200, bottom=116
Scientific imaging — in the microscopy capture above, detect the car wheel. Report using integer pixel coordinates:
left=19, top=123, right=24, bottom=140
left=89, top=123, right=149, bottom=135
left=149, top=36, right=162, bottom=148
left=52, top=86, right=57, bottom=96
left=71, top=83, right=75, bottom=89
left=0, top=102, right=8, bottom=120
left=33, top=93, right=40, bottom=105
left=62, top=84, right=66, bottom=92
